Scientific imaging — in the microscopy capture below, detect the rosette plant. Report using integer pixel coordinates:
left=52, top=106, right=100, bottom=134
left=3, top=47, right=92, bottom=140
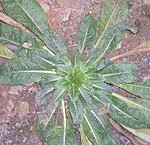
left=0, top=0, right=150, bottom=144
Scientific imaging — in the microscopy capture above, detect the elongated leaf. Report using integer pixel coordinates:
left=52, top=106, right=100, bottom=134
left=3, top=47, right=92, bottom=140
left=80, top=126, right=93, bottom=145
left=37, top=101, right=77, bottom=145
left=91, top=0, right=128, bottom=63
left=92, top=24, right=138, bottom=64
left=79, top=86, right=93, bottom=109
left=77, top=14, right=97, bottom=54
left=2, top=0, right=49, bottom=39
left=53, top=89, right=66, bottom=102
left=80, top=87, right=115, bottom=144
left=0, top=23, right=42, bottom=50
left=82, top=109, right=116, bottom=145
left=94, top=1, right=128, bottom=49
left=44, top=29, right=67, bottom=55
left=108, top=93, right=150, bottom=129
left=100, top=62, right=136, bottom=84
left=69, top=99, right=83, bottom=124
left=28, top=49, right=56, bottom=68
left=123, top=126, right=150, bottom=143
left=36, top=87, right=54, bottom=105
left=0, top=57, right=56, bottom=85
left=40, top=75, right=62, bottom=88
left=92, top=84, right=112, bottom=105
left=91, top=1, right=138, bottom=64
left=118, top=80, right=150, bottom=99
left=0, top=45, right=16, bottom=58
left=99, top=1, right=127, bottom=32
left=96, top=58, right=113, bottom=71
left=38, top=99, right=59, bottom=125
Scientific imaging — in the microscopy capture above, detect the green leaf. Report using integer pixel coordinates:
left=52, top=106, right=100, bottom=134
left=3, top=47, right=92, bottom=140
left=82, top=109, right=116, bottom=145
left=69, top=99, right=83, bottom=124
left=44, top=29, right=67, bottom=55
left=99, top=1, right=127, bottom=32
left=28, top=49, right=56, bottom=68
left=80, top=126, right=93, bottom=145
left=79, top=86, right=93, bottom=109
left=95, top=58, right=113, bottom=71
left=2, top=0, right=49, bottom=39
left=77, top=14, right=97, bottom=54
left=0, top=23, right=42, bottom=50
left=91, top=1, right=138, bottom=64
left=92, top=24, right=138, bottom=64
left=37, top=101, right=77, bottom=145
left=0, top=57, right=56, bottom=85
left=108, top=93, right=150, bottom=129
left=37, top=99, right=59, bottom=125
left=92, top=84, right=112, bottom=104
left=122, top=126, right=150, bottom=143
left=53, top=89, right=66, bottom=102
left=40, top=75, right=62, bottom=88
left=81, top=91, right=116, bottom=144
left=36, top=87, right=54, bottom=105
left=95, top=1, right=128, bottom=49
left=0, top=45, right=16, bottom=58
left=118, top=80, right=150, bottom=99
left=100, top=62, right=136, bottom=84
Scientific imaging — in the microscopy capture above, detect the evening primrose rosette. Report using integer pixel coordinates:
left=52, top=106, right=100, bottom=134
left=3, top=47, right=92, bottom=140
left=0, top=0, right=150, bottom=144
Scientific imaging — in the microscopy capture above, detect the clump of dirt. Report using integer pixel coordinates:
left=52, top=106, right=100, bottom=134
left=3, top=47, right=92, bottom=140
left=0, top=83, right=44, bottom=145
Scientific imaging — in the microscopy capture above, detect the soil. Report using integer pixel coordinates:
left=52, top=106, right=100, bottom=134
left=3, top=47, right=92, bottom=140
left=0, top=0, right=150, bottom=145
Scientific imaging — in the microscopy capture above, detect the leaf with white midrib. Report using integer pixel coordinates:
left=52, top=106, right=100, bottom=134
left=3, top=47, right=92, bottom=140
left=90, top=110, right=116, bottom=144
left=91, top=110, right=106, bottom=131
left=102, top=72, right=130, bottom=77
left=2, top=0, right=49, bottom=39
left=118, top=82, right=150, bottom=99
left=0, top=23, right=42, bottom=50
left=77, top=14, right=97, bottom=54
left=94, top=1, right=127, bottom=49
left=81, top=26, right=89, bottom=54
left=34, top=55, right=56, bottom=66
left=11, top=70, right=56, bottom=74
left=83, top=113, right=99, bottom=145
left=99, top=62, right=136, bottom=84
left=44, top=29, right=67, bottom=55
left=93, top=36, right=115, bottom=64
left=91, top=1, right=129, bottom=65
left=94, top=6, right=117, bottom=49
left=0, top=57, right=56, bottom=85
left=18, top=3, right=43, bottom=34
left=112, top=104, right=137, bottom=121
left=112, top=93, right=150, bottom=112
left=53, top=89, right=66, bottom=102
left=93, top=94, right=137, bottom=122
left=108, top=93, right=150, bottom=129
left=0, top=37, right=23, bottom=48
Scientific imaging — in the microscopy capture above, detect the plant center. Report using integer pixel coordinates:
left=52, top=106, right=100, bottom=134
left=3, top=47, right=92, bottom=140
left=67, top=66, right=85, bottom=89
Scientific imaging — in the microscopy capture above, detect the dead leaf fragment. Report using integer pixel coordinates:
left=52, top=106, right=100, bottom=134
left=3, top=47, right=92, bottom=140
left=22, top=42, right=32, bottom=48
left=98, top=103, right=110, bottom=116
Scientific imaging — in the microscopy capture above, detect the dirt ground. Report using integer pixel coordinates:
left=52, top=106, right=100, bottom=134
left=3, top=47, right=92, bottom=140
left=0, top=0, right=150, bottom=145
